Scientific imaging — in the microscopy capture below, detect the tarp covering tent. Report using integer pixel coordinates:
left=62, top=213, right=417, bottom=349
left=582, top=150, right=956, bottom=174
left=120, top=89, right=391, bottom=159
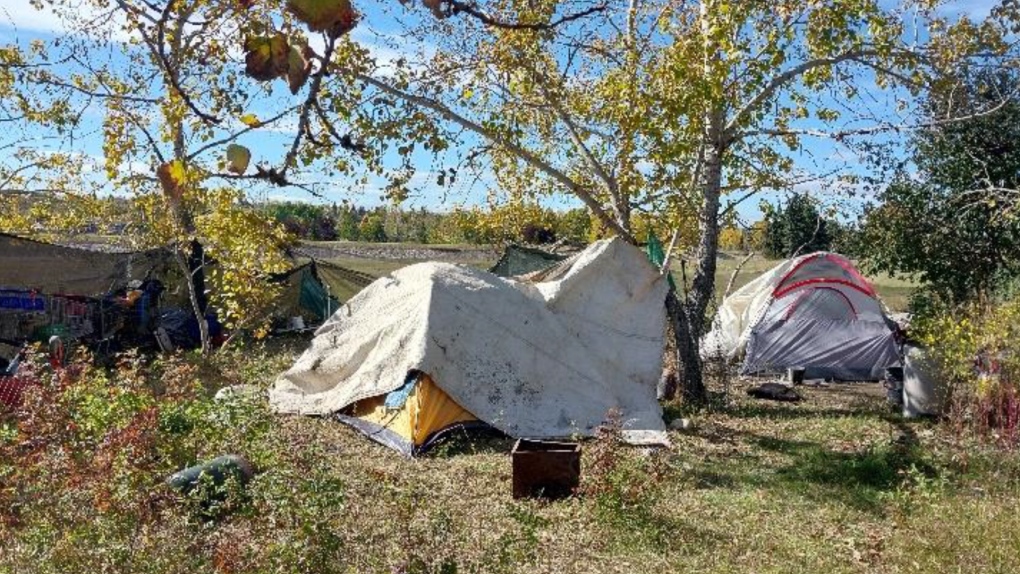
left=0, top=233, right=174, bottom=296
left=0, top=233, right=340, bottom=352
left=269, top=262, right=341, bottom=326
left=308, top=259, right=376, bottom=303
left=271, top=237, right=670, bottom=454
left=489, top=244, right=567, bottom=278
left=702, top=252, right=900, bottom=380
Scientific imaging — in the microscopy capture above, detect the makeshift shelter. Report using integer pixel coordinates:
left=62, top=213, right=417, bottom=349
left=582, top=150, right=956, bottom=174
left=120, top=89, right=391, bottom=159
left=0, top=233, right=340, bottom=351
left=307, top=259, right=377, bottom=304
left=271, top=238, right=669, bottom=455
left=702, top=252, right=900, bottom=381
left=489, top=244, right=567, bottom=278
left=269, top=261, right=342, bottom=327
left=0, top=233, right=175, bottom=296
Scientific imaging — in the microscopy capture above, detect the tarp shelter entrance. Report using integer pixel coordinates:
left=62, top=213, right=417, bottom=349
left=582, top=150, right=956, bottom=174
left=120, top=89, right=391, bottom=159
left=338, top=371, right=489, bottom=456
left=272, top=238, right=670, bottom=455
left=489, top=244, right=567, bottom=278
left=703, top=252, right=900, bottom=381
left=270, top=262, right=342, bottom=327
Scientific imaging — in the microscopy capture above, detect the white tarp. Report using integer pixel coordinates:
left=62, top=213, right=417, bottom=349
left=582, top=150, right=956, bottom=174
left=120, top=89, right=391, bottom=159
left=701, top=258, right=797, bottom=360
left=270, top=238, right=669, bottom=445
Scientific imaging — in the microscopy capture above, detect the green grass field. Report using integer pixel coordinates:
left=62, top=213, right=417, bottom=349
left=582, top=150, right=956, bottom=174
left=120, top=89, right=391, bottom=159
left=317, top=243, right=918, bottom=313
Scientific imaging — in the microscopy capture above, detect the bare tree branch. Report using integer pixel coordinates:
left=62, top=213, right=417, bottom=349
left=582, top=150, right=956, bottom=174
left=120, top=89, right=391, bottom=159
left=355, top=72, right=634, bottom=242
left=280, top=34, right=339, bottom=178
left=723, top=251, right=756, bottom=298
left=187, top=107, right=298, bottom=161
left=152, top=0, right=221, bottom=125
left=442, top=0, right=609, bottom=31
left=724, top=49, right=888, bottom=140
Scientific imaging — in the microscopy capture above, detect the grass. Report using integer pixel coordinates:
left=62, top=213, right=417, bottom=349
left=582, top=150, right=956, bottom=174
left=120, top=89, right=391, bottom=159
left=315, top=244, right=917, bottom=312
left=3, top=344, right=1018, bottom=573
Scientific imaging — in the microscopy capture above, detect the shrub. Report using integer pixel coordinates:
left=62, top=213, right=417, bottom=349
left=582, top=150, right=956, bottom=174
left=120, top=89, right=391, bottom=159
left=914, top=298, right=1020, bottom=447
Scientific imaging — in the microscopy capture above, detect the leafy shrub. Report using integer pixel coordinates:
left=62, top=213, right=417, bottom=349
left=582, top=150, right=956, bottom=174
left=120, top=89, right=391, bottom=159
left=914, top=298, right=1020, bottom=447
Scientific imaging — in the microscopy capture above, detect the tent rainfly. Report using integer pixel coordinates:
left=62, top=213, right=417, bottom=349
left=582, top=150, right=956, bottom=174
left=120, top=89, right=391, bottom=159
left=270, top=238, right=670, bottom=455
left=702, top=252, right=901, bottom=381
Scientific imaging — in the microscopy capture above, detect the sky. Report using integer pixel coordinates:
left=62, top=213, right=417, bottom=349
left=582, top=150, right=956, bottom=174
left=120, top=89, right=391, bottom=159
left=0, top=0, right=1005, bottom=224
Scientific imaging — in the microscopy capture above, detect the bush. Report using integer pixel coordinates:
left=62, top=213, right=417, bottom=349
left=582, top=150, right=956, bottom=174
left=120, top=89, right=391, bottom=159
left=914, top=298, right=1020, bottom=447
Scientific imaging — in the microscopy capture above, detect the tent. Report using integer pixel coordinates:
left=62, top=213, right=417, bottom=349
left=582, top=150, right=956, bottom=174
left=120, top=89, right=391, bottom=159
left=271, top=238, right=670, bottom=455
left=489, top=244, right=567, bottom=278
left=0, top=233, right=175, bottom=297
left=702, top=252, right=900, bottom=381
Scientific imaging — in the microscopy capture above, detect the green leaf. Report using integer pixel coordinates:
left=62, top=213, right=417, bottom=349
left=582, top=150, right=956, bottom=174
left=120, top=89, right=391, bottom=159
left=286, top=0, right=358, bottom=37
left=226, top=144, right=251, bottom=175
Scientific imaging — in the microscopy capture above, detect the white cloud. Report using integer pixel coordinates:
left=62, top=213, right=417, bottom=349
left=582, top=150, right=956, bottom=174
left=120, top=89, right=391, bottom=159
left=0, top=0, right=133, bottom=42
left=0, top=0, right=67, bottom=34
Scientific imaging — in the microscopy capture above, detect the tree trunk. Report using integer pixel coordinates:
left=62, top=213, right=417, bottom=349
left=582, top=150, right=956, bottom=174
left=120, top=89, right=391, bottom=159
left=173, top=246, right=210, bottom=355
left=669, top=101, right=726, bottom=406
left=666, top=289, right=706, bottom=404
left=688, top=136, right=724, bottom=339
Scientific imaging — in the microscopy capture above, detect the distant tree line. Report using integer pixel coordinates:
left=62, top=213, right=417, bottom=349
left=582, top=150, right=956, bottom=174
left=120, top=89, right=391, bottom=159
left=261, top=201, right=595, bottom=246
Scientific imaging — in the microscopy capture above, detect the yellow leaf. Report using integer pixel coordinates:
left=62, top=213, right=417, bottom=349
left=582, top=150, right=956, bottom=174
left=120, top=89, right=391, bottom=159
left=240, top=113, right=261, bottom=127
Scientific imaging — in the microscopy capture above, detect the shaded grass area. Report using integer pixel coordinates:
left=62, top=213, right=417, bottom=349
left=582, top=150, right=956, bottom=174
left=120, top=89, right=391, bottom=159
left=3, top=347, right=1018, bottom=574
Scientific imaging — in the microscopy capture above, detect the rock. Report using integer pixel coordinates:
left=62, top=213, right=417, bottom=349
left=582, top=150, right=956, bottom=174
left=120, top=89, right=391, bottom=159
left=214, top=384, right=260, bottom=402
left=166, top=454, right=255, bottom=496
left=669, top=417, right=694, bottom=431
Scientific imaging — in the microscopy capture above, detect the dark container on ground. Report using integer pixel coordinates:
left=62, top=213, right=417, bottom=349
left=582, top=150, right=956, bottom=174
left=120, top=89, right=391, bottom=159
left=885, top=366, right=905, bottom=408
left=788, top=367, right=806, bottom=385
left=511, top=439, right=580, bottom=499
left=166, top=454, right=255, bottom=496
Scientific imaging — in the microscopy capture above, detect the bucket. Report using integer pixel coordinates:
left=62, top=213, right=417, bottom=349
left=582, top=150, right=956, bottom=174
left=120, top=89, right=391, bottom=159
left=511, top=439, right=580, bottom=499
left=289, top=316, right=306, bottom=330
left=788, top=367, right=806, bottom=385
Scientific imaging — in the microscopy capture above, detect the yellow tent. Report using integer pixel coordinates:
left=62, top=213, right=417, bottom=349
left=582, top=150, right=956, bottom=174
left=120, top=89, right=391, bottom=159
left=338, top=372, right=484, bottom=455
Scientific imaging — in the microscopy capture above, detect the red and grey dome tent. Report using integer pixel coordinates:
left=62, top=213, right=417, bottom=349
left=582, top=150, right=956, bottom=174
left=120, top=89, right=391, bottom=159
left=702, top=252, right=901, bottom=381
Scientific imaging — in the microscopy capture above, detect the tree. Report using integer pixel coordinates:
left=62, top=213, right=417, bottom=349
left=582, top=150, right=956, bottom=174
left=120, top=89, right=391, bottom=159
left=718, top=225, right=745, bottom=251
left=353, top=1, right=1009, bottom=403
left=0, top=0, right=429, bottom=349
left=859, top=69, right=1020, bottom=303
left=358, top=211, right=387, bottom=242
left=762, top=193, right=831, bottom=259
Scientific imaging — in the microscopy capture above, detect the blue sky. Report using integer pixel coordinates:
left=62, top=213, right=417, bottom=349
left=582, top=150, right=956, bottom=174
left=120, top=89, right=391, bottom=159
left=0, top=0, right=1003, bottom=223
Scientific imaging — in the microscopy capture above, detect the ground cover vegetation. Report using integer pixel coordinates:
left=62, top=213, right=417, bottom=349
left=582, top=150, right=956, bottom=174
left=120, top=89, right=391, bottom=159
left=2, top=344, right=1019, bottom=573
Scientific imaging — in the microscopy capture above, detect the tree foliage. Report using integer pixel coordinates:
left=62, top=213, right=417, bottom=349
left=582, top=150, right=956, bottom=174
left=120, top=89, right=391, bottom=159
left=762, top=193, right=832, bottom=259
left=859, top=68, right=1020, bottom=304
